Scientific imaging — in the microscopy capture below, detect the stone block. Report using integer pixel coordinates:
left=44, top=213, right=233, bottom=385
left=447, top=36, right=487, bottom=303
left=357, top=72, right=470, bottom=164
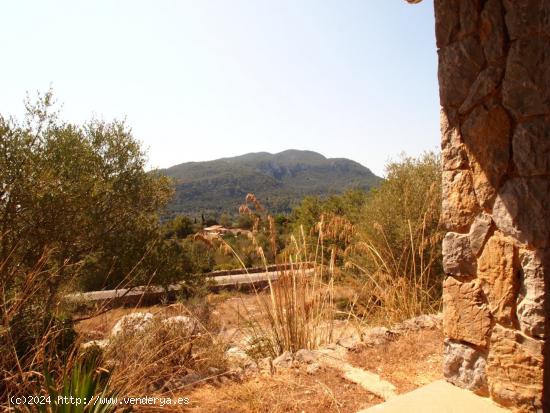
left=517, top=249, right=548, bottom=339
left=443, top=232, right=477, bottom=277
left=459, top=66, right=504, bottom=114
left=443, top=339, right=488, bottom=394
left=480, top=0, right=506, bottom=63
left=441, top=169, right=480, bottom=232
left=493, top=178, right=550, bottom=249
left=441, top=109, right=468, bottom=170
left=487, top=324, right=544, bottom=411
left=503, top=0, right=550, bottom=40
left=469, top=212, right=493, bottom=256
left=477, top=233, right=518, bottom=325
left=438, top=36, right=485, bottom=108
left=461, top=104, right=511, bottom=208
left=443, top=277, right=492, bottom=347
left=513, top=117, right=550, bottom=177
left=503, top=37, right=550, bottom=118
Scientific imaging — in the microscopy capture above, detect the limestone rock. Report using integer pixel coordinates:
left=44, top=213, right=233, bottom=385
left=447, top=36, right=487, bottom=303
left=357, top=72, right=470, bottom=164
left=469, top=212, right=493, bottom=256
left=273, top=351, right=293, bottom=369
left=225, top=346, right=255, bottom=368
left=513, top=117, right=550, bottom=177
left=461, top=104, right=511, bottom=208
left=111, top=312, right=154, bottom=337
left=477, top=233, right=518, bottom=325
left=438, top=36, right=485, bottom=108
left=443, top=277, right=492, bottom=347
left=441, top=110, right=468, bottom=170
left=306, top=362, right=321, bottom=375
left=503, top=37, right=550, bottom=118
left=362, top=327, right=392, bottom=346
left=161, top=315, right=197, bottom=336
left=443, top=340, right=488, bottom=394
left=486, top=325, right=544, bottom=411
left=459, top=67, right=504, bottom=114
left=443, top=232, right=477, bottom=277
left=441, top=169, right=479, bottom=232
left=503, top=0, right=550, bottom=40
left=480, top=0, right=506, bottom=63
left=294, top=349, right=318, bottom=364
left=493, top=178, right=550, bottom=248
left=517, top=249, right=547, bottom=339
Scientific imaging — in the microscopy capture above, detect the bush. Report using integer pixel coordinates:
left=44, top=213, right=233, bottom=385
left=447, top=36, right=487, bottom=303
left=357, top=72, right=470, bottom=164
left=345, top=152, right=444, bottom=325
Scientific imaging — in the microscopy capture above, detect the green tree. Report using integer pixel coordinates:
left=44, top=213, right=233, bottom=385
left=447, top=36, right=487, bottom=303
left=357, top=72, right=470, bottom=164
left=0, top=91, right=176, bottom=295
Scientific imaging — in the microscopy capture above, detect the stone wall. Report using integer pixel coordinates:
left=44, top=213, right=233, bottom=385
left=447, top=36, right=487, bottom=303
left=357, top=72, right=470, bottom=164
left=433, top=1, right=550, bottom=411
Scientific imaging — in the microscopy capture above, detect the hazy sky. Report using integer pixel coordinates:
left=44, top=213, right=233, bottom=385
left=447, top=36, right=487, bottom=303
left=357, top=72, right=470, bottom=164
left=1, top=1, right=439, bottom=176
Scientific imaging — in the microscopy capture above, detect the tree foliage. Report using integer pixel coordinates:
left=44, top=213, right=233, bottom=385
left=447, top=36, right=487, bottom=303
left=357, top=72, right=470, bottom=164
left=0, top=91, right=177, bottom=295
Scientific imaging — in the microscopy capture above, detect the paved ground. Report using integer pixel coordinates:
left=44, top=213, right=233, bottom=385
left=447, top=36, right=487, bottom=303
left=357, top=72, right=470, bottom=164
left=359, top=380, right=510, bottom=413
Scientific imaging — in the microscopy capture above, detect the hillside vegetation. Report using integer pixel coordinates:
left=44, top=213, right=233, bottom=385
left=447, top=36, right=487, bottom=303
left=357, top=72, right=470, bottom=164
left=160, top=150, right=382, bottom=217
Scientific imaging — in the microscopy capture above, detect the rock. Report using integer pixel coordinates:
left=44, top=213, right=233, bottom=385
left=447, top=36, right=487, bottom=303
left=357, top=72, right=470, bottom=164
left=258, top=357, right=275, bottom=375
left=443, top=277, right=492, bottom=347
left=272, top=351, right=293, bottom=369
left=513, top=117, right=550, bottom=177
left=225, top=346, right=255, bottom=367
left=442, top=232, right=477, bottom=277
left=111, top=312, right=154, bottom=337
left=503, top=37, right=550, bottom=117
left=337, top=335, right=361, bottom=349
left=362, top=327, right=392, bottom=345
left=516, top=249, right=547, bottom=339
left=161, top=315, right=196, bottom=335
left=181, top=372, right=202, bottom=386
left=493, top=178, right=550, bottom=248
left=503, top=0, right=550, bottom=40
left=486, top=325, right=544, bottom=411
left=477, top=233, right=518, bottom=325
left=401, top=314, right=442, bottom=330
left=461, top=104, right=511, bottom=208
left=459, top=67, right=504, bottom=114
left=480, top=0, right=506, bottom=62
left=306, top=363, right=321, bottom=375
left=294, top=349, right=318, bottom=364
left=458, top=0, right=481, bottom=36
left=441, top=170, right=480, bottom=232
left=438, top=36, right=485, bottom=108
left=434, top=0, right=459, bottom=48
left=443, top=340, right=488, bottom=394
left=441, top=110, right=468, bottom=171
left=468, top=213, right=493, bottom=256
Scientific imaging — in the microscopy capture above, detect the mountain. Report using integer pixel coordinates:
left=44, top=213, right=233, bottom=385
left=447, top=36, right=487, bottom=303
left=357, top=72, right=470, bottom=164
left=160, top=150, right=382, bottom=217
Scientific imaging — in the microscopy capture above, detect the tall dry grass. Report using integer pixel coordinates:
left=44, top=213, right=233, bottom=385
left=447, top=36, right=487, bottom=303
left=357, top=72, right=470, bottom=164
left=344, top=218, right=443, bottom=326
left=219, top=196, right=337, bottom=358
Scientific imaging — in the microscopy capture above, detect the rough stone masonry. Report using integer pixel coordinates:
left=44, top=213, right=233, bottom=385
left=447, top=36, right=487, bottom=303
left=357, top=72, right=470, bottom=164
left=406, top=1, right=550, bottom=411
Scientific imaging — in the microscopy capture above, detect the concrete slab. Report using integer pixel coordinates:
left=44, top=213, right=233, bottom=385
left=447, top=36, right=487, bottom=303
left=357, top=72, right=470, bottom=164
left=358, top=380, right=510, bottom=413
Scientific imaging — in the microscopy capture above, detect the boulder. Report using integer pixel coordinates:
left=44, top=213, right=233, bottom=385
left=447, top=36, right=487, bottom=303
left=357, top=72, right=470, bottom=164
left=111, top=312, right=154, bottom=337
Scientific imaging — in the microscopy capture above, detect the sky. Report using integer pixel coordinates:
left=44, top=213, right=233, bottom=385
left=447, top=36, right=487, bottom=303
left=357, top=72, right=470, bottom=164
left=0, top=1, right=439, bottom=177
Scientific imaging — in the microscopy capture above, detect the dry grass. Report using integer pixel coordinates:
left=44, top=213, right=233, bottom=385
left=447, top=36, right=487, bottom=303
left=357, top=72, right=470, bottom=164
left=218, top=228, right=336, bottom=358
left=186, top=367, right=380, bottom=413
left=99, top=302, right=229, bottom=399
left=348, top=327, right=444, bottom=393
left=344, top=217, right=443, bottom=327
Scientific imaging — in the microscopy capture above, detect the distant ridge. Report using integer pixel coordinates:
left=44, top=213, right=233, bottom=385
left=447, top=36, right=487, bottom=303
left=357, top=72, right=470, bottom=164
left=160, top=149, right=382, bottom=217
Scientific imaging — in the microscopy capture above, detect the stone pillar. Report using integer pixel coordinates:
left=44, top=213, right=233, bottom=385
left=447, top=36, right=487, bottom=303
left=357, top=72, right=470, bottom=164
left=434, top=1, right=550, bottom=411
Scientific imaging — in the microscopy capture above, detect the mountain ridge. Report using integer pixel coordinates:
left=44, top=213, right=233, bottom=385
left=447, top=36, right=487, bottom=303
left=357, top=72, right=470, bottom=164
left=160, top=150, right=382, bottom=217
